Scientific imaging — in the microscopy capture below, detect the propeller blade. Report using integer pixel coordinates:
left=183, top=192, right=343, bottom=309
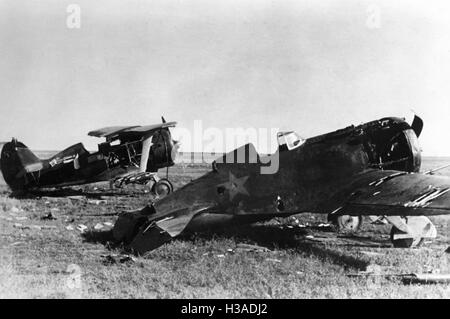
left=411, top=115, right=424, bottom=138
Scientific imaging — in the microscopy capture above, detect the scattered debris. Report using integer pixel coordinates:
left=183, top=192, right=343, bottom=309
left=103, top=222, right=114, bottom=227
left=76, top=224, right=88, bottom=233
left=119, top=255, right=136, bottom=263
left=265, top=258, right=282, bottom=263
left=67, top=196, right=85, bottom=201
left=94, top=223, right=104, bottom=230
left=10, top=242, right=23, bottom=246
left=13, top=223, right=57, bottom=230
left=65, top=217, right=75, bottom=223
left=38, top=225, right=57, bottom=230
left=10, top=206, right=20, bottom=213
left=235, top=243, right=272, bottom=253
left=41, top=212, right=57, bottom=220
left=87, top=199, right=107, bottom=205
left=15, top=216, right=28, bottom=221
left=102, top=255, right=117, bottom=265
left=13, top=223, right=30, bottom=230
left=66, top=225, right=75, bottom=231
left=216, top=254, right=225, bottom=258
left=101, top=254, right=136, bottom=265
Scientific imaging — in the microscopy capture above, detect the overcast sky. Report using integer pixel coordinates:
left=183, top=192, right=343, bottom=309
left=0, top=0, right=450, bottom=155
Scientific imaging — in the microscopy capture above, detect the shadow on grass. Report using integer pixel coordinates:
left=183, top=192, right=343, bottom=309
left=82, top=221, right=376, bottom=270
left=81, top=229, right=115, bottom=245
left=181, top=224, right=372, bottom=271
left=9, top=187, right=140, bottom=199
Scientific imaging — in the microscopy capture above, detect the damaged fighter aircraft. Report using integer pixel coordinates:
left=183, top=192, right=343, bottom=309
left=112, top=115, right=450, bottom=254
left=0, top=118, right=179, bottom=196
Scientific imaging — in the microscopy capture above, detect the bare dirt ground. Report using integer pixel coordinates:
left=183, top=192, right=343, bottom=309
left=0, top=157, right=449, bottom=298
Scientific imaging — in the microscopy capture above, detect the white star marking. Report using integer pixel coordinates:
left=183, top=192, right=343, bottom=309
left=217, top=171, right=249, bottom=201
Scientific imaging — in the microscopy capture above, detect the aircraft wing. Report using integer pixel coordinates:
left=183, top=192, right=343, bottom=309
left=87, top=125, right=140, bottom=138
left=321, top=169, right=450, bottom=217
left=88, top=122, right=176, bottom=139
left=125, top=122, right=176, bottom=133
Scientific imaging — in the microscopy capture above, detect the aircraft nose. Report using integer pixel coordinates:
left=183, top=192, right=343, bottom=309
left=170, top=139, right=180, bottom=163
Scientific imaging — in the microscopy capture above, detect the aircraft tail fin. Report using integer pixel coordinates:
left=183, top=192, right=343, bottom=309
left=0, top=138, right=42, bottom=190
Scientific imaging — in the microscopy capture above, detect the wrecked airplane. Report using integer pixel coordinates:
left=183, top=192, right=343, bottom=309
left=112, top=115, right=450, bottom=254
left=0, top=118, right=179, bottom=196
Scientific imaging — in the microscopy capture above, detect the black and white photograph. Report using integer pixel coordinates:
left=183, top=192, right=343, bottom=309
left=0, top=0, right=449, bottom=302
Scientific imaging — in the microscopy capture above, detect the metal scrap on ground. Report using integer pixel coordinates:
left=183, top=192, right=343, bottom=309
left=101, top=254, right=136, bottom=265
left=76, top=224, right=88, bottom=233
left=402, top=273, right=450, bottom=284
left=233, top=243, right=272, bottom=253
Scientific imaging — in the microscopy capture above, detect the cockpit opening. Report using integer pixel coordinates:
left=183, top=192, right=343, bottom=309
left=277, top=131, right=305, bottom=152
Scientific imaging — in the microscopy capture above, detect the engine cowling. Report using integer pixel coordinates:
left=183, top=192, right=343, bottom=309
left=146, top=129, right=178, bottom=171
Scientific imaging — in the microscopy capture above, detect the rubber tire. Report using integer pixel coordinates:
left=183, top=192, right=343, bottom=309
left=154, top=178, right=173, bottom=198
left=334, top=215, right=362, bottom=233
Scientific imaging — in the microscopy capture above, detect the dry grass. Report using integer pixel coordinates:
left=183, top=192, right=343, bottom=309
left=0, top=159, right=449, bottom=298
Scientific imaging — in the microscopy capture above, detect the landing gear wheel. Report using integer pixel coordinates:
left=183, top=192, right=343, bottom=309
left=334, top=215, right=362, bottom=233
left=153, top=178, right=173, bottom=198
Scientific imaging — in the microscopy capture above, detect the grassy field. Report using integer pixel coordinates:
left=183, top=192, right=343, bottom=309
left=0, top=157, right=449, bottom=298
